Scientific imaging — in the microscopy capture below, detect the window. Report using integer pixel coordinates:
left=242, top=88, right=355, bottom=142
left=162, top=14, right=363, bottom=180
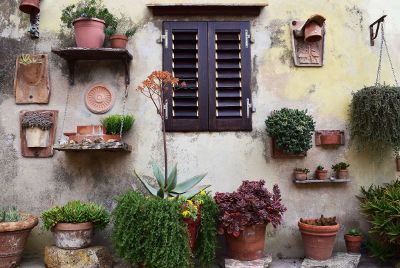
left=163, top=21, right=252, bottom=132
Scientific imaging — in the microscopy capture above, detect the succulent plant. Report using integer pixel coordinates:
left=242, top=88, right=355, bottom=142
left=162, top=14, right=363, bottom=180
left=347, top=228, right=362, bottom=236
left=317, top=165, right=325, bottom=171
left=0, top=207, right=20, bottom=222
left=19, top=54, right=39, bottom=65
left=331, top=162, right=350, bottom=172
left=294, top=168, right=310, bottom=173
left=300, top=215, right=337, bottom=226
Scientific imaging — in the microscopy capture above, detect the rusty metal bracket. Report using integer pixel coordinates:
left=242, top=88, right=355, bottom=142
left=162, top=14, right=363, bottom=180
left=370, top=15, right=387, bottom=46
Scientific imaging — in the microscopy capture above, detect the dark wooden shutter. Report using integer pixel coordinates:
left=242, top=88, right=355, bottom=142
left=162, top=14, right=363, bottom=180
left=208, top=22, right=252, bottom=131
left=163, top=22, right=208, bottom=132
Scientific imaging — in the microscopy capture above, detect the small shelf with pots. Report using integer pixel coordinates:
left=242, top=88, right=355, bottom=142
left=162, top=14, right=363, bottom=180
left=294, top=178, right=351, bottom=184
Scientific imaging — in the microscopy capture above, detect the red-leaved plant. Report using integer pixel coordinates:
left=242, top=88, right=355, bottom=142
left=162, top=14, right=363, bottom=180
left=214, top=180, right=286, bottom=237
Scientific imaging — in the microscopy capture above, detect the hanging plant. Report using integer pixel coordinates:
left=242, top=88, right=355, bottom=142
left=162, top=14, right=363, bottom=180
left=349, top=85, right=400, bottom=154
left=265, top=108, right=315, bottom=154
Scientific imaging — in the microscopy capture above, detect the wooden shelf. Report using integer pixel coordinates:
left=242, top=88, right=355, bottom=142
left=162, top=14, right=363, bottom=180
left=147, top=2, right=267, bottom=16
left=294, top=178, right=351, bottom=184
left=51, top=48, right=132, bottom=86
left=53, top=141, right=132, bottom=152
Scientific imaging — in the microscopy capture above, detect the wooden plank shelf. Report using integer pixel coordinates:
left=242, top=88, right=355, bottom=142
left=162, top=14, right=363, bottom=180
left=51, top=48, right=133, bottom=86
left=294, top=178, right=351, bottom=184
left=53, top=141, right=132, bottom=152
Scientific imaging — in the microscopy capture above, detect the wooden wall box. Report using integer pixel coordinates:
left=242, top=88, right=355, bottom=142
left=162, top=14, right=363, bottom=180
left=315, top=130, right=345, bottom=146
left=14, top=54, right=50, bottom=104
left=271, top=139, right=306, bottom=158
left=20, top=110, right=58, bottom=158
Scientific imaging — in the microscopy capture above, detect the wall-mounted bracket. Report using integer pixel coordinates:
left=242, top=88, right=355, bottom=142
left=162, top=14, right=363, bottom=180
left=370, top=15, right=387, bottom=46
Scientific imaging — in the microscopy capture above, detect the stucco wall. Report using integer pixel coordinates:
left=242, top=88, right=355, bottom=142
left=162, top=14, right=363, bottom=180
left=1, top=0, right=400, bottom=261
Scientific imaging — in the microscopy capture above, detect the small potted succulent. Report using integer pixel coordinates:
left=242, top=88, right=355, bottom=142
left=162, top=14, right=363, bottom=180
left=42, top=200, right=109, bottom=249
left=315, top=165, right=328, bottom=180
left=265, top=108, right=315, bottom=158
left=21, top=111, right=53, bottom=148
left=298, top=215, right=340, bottom=260
left=61, top=0, right=117, bottom=48
left=332, top=162, right=350, bottom=180
left=294, top=168, right=310, bottom=181
left=0, top=207, right=38, bottom=267
left=214, top=180, right=286, bottom=261
left=344, top=228, right=362, bottom=254
left=105, top=15, right=137, bottom=49
left=18, top=54, right=44, bottom=85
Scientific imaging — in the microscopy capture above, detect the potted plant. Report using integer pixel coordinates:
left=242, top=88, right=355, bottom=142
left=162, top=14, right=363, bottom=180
left=294, top=168, right=309, bottom=181
left=61, top=0, right=117, bottom=48
left=100, top=114, right=134, bottom=136
left=105, top=15, right=137, bottom=49
left=19, top=0, right=40, bottom=15
left=18, top=54, right=44, bottom=85
left=298, top=215, right=340, bottom=260
left=315, top=165, right=328, bottom=180
left=331, top=162, right=350, bottom=180
left=265, top=108, right=315, bottom=157
left=344, top=228, right=362, bottom=254
left=0, top=207, right=38, bottom=267
left=214, top=180, right=286, bottom=261
left=21, top=111, right=53, bottom=148
left=42, top=200, right=109, bottom=249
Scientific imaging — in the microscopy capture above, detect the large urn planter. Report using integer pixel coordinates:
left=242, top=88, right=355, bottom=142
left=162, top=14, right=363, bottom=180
left=25, top=127, right=50, bottom=148
left=110, top=34, right=128, bottom=49
left=52, top=222, right=93, bottom=249
left=19, top=0, right=40, bottom=15
left=225, top=224, right=266, bottom=261
left=73, top=18, right=106, bottom=48
left=0, top=214, right=38, bottom=268
left=298, top=217, right=340, bottom=260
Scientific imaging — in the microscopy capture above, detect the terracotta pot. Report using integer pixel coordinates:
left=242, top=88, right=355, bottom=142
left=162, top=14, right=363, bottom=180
left=344, top=235, right=362, bottom=254
left=19, top=62, right=44, bottom=85
left=298, top=219, right=340, bottom=260
left=226, top=224, right=266, bottom=261
left=320, top=134, right=341, bottom=145
left=19, top=0, right=40, bottom=15
left=183, top=211, right=201, bottom=254
left=52, top=222, right=93, bottom=249
left=316, top=170, right=328, bottom=180
left=304, top=21, right=323, bottom=43
left=25, top=127, right=49, bottom=148
left=73, top=18, right=105, bottom=48
left=77, top=125, right=105, bottom=135
left=110, top=34, right=128, bottom=49
left=0, top=214, right=38, bottom=268
left=294, top=171, right=307, bottom=181
left=337, top=169, right=348, bottom=180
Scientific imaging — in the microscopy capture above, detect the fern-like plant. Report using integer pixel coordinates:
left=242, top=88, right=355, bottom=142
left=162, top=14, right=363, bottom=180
left=350, top=85, right=400, bottom=154
left=100, top=114, right=134, bottom=135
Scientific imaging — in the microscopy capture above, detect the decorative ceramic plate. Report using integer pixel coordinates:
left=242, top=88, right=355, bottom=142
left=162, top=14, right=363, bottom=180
left=85, top=84, right=114, bottom=114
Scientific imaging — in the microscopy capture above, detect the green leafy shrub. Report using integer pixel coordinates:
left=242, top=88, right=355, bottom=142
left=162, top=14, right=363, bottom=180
left=358, top=180, right=400, bottom=262
left=265, top=108, right=315, bottom=154
left=350, top=85, right=400, bottom=154
left=331, top=162, right=350, bottom=172
left=105, top=14, right=137, bottom=38
left=0, top=207, right=20, bottom=222
left=112, top=191, right=217, bottom=268
left=100, top=114, right=134, bottom=135
left=61, top=0, right=117, bottom=29
left=42, top=200, right=110, bottom=230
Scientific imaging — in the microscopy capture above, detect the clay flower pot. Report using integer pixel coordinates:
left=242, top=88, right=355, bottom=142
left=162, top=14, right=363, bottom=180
left=298, top=219, right=340, bottom=260
left=19, top=61, right=44, bottom=85
left=52, top=222, right=93, bottom=249
left=344, top=235, right=362, bottom=254
left=294, top=171, right=307, bottom=181
left=73, top=18, right=105, bottom=48
left=25, top=127, right=49, bottom=148
left=337, top=169, right=349, bottom=180
left=19, top=0, right=40, bottom=15
left=110, top=34, right=128, bottom=49
left=304, top=21, right=323, bottom=43
left=225, top=224, right=266, bottom=261
left=183, top=208, right=201, bottom=254
left=0, top=214, right=38, bottom=268
left=320, top=134, right=341, bottom=145
left=316, top=170, right=328, bottom=180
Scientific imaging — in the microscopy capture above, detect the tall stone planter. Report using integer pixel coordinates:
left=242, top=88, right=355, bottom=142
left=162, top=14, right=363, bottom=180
left=0, top=214, right=38, bottom=268
left=52, top=222, right=93, bottom=249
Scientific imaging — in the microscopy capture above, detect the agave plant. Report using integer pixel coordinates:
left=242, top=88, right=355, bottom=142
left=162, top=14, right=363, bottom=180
left=134, top=163, right=209, bottom=199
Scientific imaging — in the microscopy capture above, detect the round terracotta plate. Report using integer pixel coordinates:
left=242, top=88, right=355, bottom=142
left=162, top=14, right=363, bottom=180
left=85, top=84, right=114, bottom=114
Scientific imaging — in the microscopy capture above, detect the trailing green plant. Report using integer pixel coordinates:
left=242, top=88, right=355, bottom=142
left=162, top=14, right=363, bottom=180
left=346, top=228, right=362, bottom=236
left=358, top=180, right=400, bottom=263
left=112, top=191, right=217, bottom=268
left=105, top=14, right=137, bottom=38
left=19, top=54, right=39, bottom=65
left=294, top=168, right=310, bottom=174
left=61, top=0, right=117, bottom=29
left=41, top=200, right=109, bottom=231
left=135, top=162, right=209, bottom=199
left=300, top=215, right=337, bottom=226
left=21, top=112, right=53, bottom=130
left=0, top=207, right=20, bottom=222
left=350, top=85, right=400, bottom=154
left=100, top=114, right=134, bottom=135
left=331, top=162, right=350, bottom=172
left=265, top=108, right=315, bottom=154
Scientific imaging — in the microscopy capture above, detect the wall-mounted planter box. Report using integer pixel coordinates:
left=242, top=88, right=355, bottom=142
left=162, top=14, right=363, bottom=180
left=315, top=130, right=345, bottom=146
left=271, top=139, right=306, bottom=158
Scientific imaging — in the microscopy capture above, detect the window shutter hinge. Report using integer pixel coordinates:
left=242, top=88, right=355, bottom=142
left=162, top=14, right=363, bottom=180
left=164, top=100, right=169, bottom=120
left=245, top=29, right=251, bottom=48
left=246, top=98, right=254, bottom=118
left=158, top=30, right=169, bottom=48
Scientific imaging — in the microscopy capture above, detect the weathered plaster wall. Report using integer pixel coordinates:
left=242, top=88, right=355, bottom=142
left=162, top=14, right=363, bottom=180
left=1, top=0, right=400, bottom=261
